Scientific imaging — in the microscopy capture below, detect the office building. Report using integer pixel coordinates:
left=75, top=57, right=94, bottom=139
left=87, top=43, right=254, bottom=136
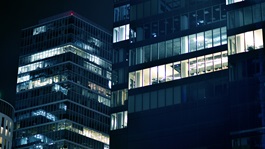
left=14, top=11, right=112, bottom=149
left=111, top=0, right=265, bottom=148
left=0, top=99, right=14, bottom=149
left=227, top=0, right=265, bottom=148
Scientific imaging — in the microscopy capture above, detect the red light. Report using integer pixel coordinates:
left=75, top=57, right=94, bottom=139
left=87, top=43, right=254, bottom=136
left=70, top=12, right=74, bottom=16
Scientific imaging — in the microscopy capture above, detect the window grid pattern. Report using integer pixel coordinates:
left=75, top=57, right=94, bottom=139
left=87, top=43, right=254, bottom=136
left=129, top=51, right=228, bottom=89
left=130, top=27, right=227, bottom=66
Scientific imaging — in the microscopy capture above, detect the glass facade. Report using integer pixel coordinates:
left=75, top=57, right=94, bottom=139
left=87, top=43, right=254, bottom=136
left=111, top=0, right=265, bottom=148
left=228, top=29, right=263, bottom=55
left=0, top=99, right=14, bottom=149
left=130, top=2, right=226, bottom=42
left=228, top=2, right=265, bottom=29
left=129, top=51, right=228, bottom=89
left=14, top=11, right=112, bottom=149
left=130, top=27, right=227, bottom=66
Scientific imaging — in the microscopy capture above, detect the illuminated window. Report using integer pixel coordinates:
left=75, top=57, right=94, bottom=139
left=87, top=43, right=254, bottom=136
left=129, top=51, right=228, bottom=89
left=113, top=24, right=130, bottom=43
left=143, top=68, right=150, bottom=86
left=226, top=0, right=244, bottom=5
left=33, top=25, right=46, bottom=35
left=228, top=29, right=263, bottom=55
left=111, top=111, right=128, bottom=130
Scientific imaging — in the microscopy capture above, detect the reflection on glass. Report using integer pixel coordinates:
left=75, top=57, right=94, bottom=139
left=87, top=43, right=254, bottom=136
left=205, top=30, right=212, bottom=48
left=197, top=32, right=204, bottom=50
left=189, top=34, right=196, bottom=52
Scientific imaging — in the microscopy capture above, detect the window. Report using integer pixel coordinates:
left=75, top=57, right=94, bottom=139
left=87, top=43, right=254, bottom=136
left=143, top=68, right=150, bottom=86
left=197, top=32, right=204, bottom=50
left=205, top=30, right=212, bottom=48
left=111, top=111, right=128, bottom=130
left=151, top=66, right=158, bottom=84
left=228, top=29, right=263, bottom=55
left=213, top=28, right=221, bottom=46
left=113, top=24, right=130, bottom=43
left=189, top=34, right=196, bottom=52
left=236, top=33, right=245, bottom=53
left=226, top=0, right=244, bottom=5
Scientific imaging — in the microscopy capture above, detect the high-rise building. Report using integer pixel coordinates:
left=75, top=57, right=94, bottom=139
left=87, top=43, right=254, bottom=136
left=110, top=0, right=265, bottom=148
left=14, top=11, right=112, bottom=149
left=0, top=99, right=14, bottom=149
left=226, top=0, right=265, bottom=148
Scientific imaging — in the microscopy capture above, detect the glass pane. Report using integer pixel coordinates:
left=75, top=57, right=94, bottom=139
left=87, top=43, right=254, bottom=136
left=205, top=30, right=212, bottom=48
left=166, top=18, right=173, bottom=34
left=262, top=3, right=265, bottom=21
left=136, top=47, right=143, bottom=64
left=197, top=32, right=204, bottom=50
left=213, top=5, right=220, bottom=22
left=204, top=7, right=212, bottom=24
left=197, top=9, right=204, bottom=26
left=245, top=31, right=254, bottom=51
left=129, top=72, right=136, bottom=89
left=173, top=16, right=180, bottom=32
left=151, top=43, right=158, bottom=61
left=189, top=34, right=196, bottom=52
left=151, top=66, right=158, bottom=84
left=137, top=3, right=143, bottom=19
left=189, top=11, right=197, bottom=28
left=143, top=45, right=151, bottom=63
left=181, top=36, right=189, bottom=54
left=228, top=11, right=235, bottom=29
left=159, top=19, right=166, bottom=36
left=189, top=58, right=197, bottom=76
left=222, top=51, right=228, bottom=69
left=166, top=40, right=173, bottom=57
left=143, top=68, right=150, bottom=86
left=236, top=33, right=245, bottom=53
left=181, top=60, right=188, bottom=78
left=235, top=9, right=243, bottom=27
left=166, top=63, right=173, bottom=81
left=158, top=65, right=165, bottom=83
left=173, top=38, right=181, bottom=55
left=213, top=28, right=220, bottom=46
left=253, top=4, right=261, bottom=23
left=221, top=27, right=227, bottom=44
left=180, top=14, right=189, bottom=30
left=135, top=70, right=142, bottom=88
left=205, top=54, right=213, bottom=73
left=254, top=29, right=263, bottom=49
left=244, top=6, right=252, bottom=25
left=144, top=24, right=151, bottom=40
left=197, top=56, right=205, bottom=74
left=173, top=61, right=181, bottom=80
left=228, top=36, right=236, bottom=55
left=214, top=52, right=222, bottom=71
left=144, top=1, right=151, bottom=17
left=158, top=41, right=165, bottom=59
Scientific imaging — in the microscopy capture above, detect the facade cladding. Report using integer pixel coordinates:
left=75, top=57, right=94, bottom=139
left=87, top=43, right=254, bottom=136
left=0, top=99, right=14, bottom=149
left=111, top=0, right=265, bottom=149
left=14, top=11, right=112, bottom=149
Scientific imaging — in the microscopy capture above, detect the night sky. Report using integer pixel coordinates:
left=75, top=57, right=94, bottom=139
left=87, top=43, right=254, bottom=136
left=0, top=0, right=113, bottom=105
